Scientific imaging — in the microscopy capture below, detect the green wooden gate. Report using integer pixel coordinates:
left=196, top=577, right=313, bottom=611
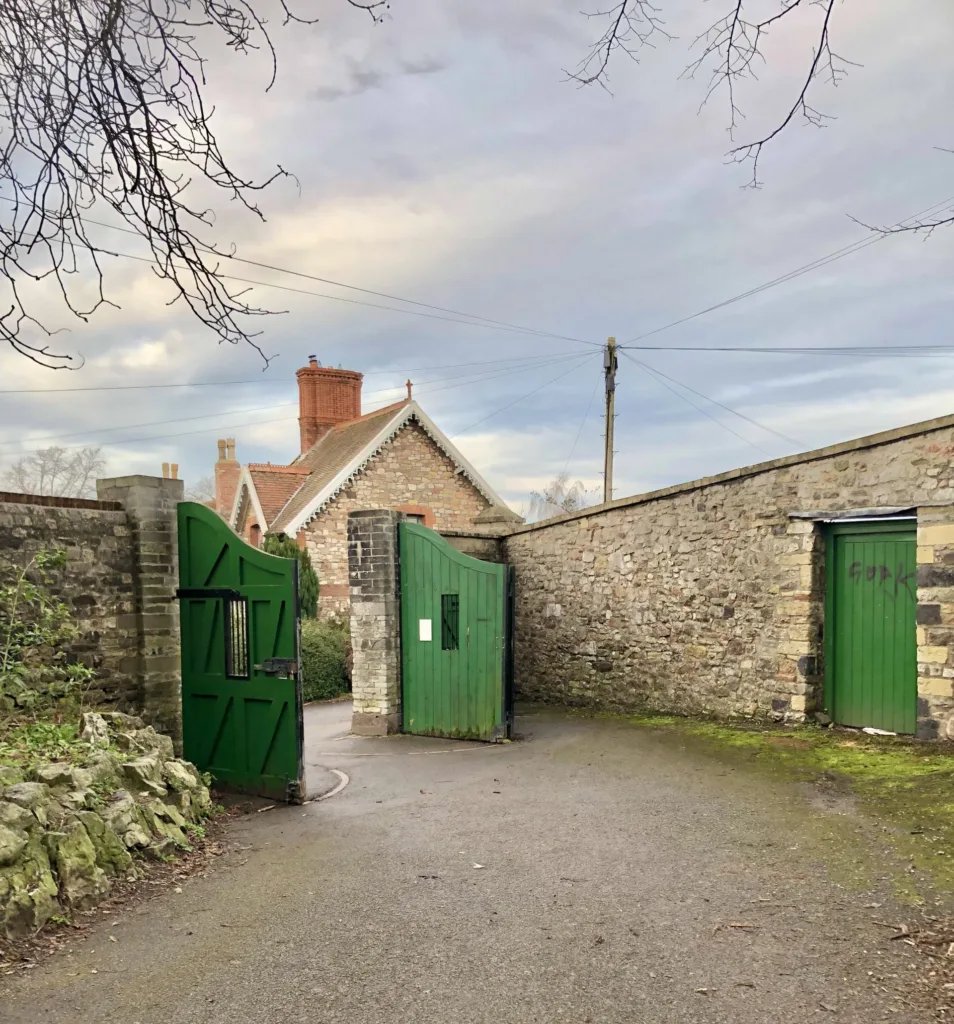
left=176, top=502, right=304, bottom=801
left=825, top=521, right=917, bottom=734
left=400, top=522, right=513, bottom=741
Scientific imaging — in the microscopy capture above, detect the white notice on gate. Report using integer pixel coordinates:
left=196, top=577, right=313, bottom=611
left=419, top=619, right=433, bottom=642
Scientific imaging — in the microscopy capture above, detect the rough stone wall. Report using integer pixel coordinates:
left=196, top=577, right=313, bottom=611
left=504, top=416, right=954, bottom=734
left=0, top=494, right=137, bottom=707
left=440, top=530, right=506, bottom=563
left=347, top=510, right=404, bottom=735
left=915, top=506, right=954, bottom=738
left=97, top=477, right=184, bottom=749
left=304, top=423, right=490, bottom=617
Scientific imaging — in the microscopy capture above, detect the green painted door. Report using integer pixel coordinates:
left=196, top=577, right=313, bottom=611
left=177, top=502, right=304, bottom=801
left=826, top=521, right=917, bottom=734
left=400, top=522, right=512, bottom=741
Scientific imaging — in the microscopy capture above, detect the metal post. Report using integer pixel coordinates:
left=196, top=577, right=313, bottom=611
left=603, top=336, right=617, bottom=504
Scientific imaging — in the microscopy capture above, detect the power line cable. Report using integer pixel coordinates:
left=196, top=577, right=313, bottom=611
left=0, top=353, right=584, bottom=396
left=102, top=246, right=603, bottom=346
left=562, top=367, right=603, bottom=476
left=450, top=354, right=598, bottom=439
left=0, top=193, right=596, bottom=348
left=624, top=354, right=804, bottom=448
left=621, top=343, right=954, bottom=356
left=5, top=353, right=585, bottom=454
left=620, top=350, right=774, bottom=457
left=619, top=194, right=954, bottom=347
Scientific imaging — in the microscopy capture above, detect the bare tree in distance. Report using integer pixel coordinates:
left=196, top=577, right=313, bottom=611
left=526, top=473, right=601, bottom=524
left=0, top=0, right=387, bottom=370
left=3, top=446, right=107, bottom=498
left=571, top=1, right=952, bottom=233
left=184, top=475, right=216, bottom=504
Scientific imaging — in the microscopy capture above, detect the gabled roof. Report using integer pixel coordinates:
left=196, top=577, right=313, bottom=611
left=269, top=399, right=507, bottom=536
left=247, top=464, right=310, bottom=523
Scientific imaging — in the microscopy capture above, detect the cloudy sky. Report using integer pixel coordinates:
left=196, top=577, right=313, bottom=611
left=1, top=0, right=952, bottom=512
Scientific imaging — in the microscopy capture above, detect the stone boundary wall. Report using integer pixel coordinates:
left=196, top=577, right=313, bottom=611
left=0, top=496, right=138, bottom=707
left=502, top=413, right=954, bottom=738
left=0, top=477, right=184, bottom=744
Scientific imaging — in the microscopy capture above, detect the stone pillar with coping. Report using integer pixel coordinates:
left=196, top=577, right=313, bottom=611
left=348, top=509, right=405, bottom=736
left=96, top=475, right=184, bottom=750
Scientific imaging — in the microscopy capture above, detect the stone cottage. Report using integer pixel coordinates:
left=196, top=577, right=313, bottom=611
left=213, top=357, right=518, bottom=616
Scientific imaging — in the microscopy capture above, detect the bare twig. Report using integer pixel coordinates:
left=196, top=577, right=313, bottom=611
left=0, top=1, right=380, bottom=369
left=567, top=1, right=671, bottom=88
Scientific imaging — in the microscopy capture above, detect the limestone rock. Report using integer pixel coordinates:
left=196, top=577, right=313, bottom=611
left=77, top=811, right=134, bottom=878
left=120, top=756, right=166, bottom=797
left=122, top=823, right=152, bottom=850
left=3, top=782, right=52, bottom=825
left=86, top=750, right=122, bottom=791
left=0, top=800, right=33, bottom=833
left=101, top=790, right=138, bottom=836
left=163, top=760, right=201, bottom=792
left=0, top=766, right=23, bottom=786
left=35, top=763, right=93, bottom=792
left=46, top=819, right=108, bottom=906
left=0, top=835, right=58, bottom=937
left=99, top=711, right=145, bottom=731
left=78, top=712, right=110, bottom=748
left=59, top=790, right=94, bottom=813
left=115, top=727, right=175, bottom=761
left=151, top=800, right=188, bottom=829
left=0, top=823, right=27, bottom=867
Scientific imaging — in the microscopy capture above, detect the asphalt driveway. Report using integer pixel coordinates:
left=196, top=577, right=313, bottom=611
left=1, top=703, right=926, bottom=1022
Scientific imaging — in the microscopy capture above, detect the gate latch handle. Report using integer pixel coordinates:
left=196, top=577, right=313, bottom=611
left=254, top=658, right=297, bottom=679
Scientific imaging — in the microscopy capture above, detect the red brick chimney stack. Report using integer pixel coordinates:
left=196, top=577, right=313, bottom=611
left=214, top=436, right=241, bottom=516
left=295, top=356, right=363, bottom=454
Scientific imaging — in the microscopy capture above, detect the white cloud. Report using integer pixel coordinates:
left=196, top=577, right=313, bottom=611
left=1, top=0, right=952, bottom=508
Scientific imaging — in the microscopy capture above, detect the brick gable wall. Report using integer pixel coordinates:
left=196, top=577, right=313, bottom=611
left=302, top=422, right=491, bottom=616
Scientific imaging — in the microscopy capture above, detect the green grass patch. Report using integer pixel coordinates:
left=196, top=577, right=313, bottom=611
left=620, top=711, right=954, bottom=897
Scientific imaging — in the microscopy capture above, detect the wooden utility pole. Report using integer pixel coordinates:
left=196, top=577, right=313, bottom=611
left=603, top=336, right=617, bottom=504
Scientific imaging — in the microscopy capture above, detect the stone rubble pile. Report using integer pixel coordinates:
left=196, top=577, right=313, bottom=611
left=0, top=712, right=211, bottom=938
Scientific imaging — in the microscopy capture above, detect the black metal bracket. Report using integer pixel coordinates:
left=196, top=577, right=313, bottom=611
left=175, top=588, right=242, bottom=600
left=254, top=657, right=298, bottom=679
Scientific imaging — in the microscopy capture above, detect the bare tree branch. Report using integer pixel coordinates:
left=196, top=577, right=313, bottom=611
left=567, top=1, right=671, bottom=88
left=575, top=1, right=863, bottom=186
left=0, top=0, right=387, bottom=370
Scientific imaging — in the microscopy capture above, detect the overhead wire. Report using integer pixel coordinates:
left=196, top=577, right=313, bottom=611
left=0, top=193, right=597, bottom=349
left=562, top=366, right=603, bottom=477
left=619, top=194, right=954, bottom=347
left=619, top=350, right=776, bottom=458
left=625, top=354, right=804, bottom=449
left=450, top=353, right=599, bottom=439
left=0, top=356, right=589, bottom=395
left=5, top=352, right=587, bottom=455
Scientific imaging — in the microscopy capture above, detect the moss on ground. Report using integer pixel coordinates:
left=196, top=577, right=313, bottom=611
left=615, top=711, right=954, bottom=901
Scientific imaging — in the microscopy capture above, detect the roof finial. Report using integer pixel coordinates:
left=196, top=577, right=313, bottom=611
left=406, top=379, right=413, bottom=401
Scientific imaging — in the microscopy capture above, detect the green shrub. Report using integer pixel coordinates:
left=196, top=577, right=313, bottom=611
left=262, top=534, right=319, bottom=618
left=300, top=619, right=350, bottom=702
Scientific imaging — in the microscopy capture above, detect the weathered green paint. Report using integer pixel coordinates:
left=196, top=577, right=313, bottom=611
left=177, top=502, right=303, bottom=801
left=399, top=522, right=511, bottom=741
left=825, top=521, right=916, bottom=734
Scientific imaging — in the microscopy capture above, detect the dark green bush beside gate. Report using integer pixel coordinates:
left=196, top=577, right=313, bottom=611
left=300, top=619, right=351, bottom=702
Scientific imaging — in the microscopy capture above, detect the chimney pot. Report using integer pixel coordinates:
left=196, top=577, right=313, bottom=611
left=161, top=462, right=169, bottom=479
left=217, top=438, right=226, bottom=461
left=171, top=463, right=179, bottom=480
